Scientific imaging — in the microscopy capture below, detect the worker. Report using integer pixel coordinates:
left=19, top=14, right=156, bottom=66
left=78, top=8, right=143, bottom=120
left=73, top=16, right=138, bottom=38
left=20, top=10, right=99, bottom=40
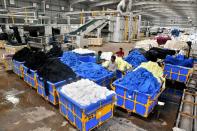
left=107, top=55, right=118, bottom=72
left=96, top=51, right=103, bottom=64
left=116, top=48, right=124, bottom=58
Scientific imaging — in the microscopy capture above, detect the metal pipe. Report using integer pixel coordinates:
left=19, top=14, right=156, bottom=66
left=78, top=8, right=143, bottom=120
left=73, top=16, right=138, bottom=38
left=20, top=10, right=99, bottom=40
left=180, top=94, right=194, bottom=131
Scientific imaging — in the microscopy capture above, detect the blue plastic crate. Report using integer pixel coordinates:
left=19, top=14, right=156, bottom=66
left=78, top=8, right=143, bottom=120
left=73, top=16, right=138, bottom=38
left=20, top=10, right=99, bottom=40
left=112, top=79, right=162, bottom=117
left=37, top=76, right=68, bottom=105
left=78, top=56, right=96, bottom=63
left=57, top=88, right=115, bottom=131
left=23, top=65, right=37, bottom=88
left=164, top=64, right=192, bottom=83
left=94, top=72, right=115, bottom=89
left=75, top=72, right=115, bottom=89
left=135, top=100, right=157, bottom=116
left=12, top=60, right=24, bottom=77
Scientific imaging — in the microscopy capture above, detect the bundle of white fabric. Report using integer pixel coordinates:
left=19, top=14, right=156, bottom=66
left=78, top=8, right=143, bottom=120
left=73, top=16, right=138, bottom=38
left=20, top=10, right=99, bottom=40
left=101, top=52, right=113, bottom=61
left=135, top=39, right=158, bottom=51
left=60, top=79, right=115, bottom=107
left=72, top=48, right=95, bottom=55
left=164, top=40, right=188, bottom=50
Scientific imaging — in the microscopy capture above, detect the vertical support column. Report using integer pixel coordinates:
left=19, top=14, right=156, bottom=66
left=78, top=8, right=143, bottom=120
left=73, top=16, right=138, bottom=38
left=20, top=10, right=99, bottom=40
left=4, top=0, right=7, bottom=9
left=137, top=15, right=141, bottom=39
left=128, top=12, right=133, bottom=42
left=124, top=16, right=129, bottom=41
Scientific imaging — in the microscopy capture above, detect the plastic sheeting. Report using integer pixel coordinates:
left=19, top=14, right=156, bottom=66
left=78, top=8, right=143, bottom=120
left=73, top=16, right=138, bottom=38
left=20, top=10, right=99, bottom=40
left=74, top=62, right=111, bottom=80
left=165, top=55, right=194, bottom=68
left=60, top=79, right=115, bottom=106
left=125, top=49, right=147, bottom=68
left=116, top=68, right=161, bottom=95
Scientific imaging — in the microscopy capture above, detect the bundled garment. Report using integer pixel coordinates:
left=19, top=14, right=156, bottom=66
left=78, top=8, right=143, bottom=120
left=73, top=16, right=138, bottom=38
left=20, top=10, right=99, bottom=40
left=137, top=61, right=164, bottom=82
left=24, top=51, right=48, bottom=70
left=37, top=58, right=78, bottom=96
left=37, top=58, right=77, bottom=83
left=164, top=55, right=194, bottom=68
left=125, top=49, right=147, bottom=68
left=12, top=47, right=34, bottom=62
left=155, top=35, right=171, bottom=45
left=116, top=68, right=161, bottom=95
left=145, top=47, right=176, bottom=62
left=60, top=52, right=81, bottom=69
left=164, top=40, right=188, bottom=50
left=60, top=79, right=115, bottom=106
left=134, top=39, right=158, bottom=51
left=171, top=29, right=180, bottom=37
left=75, top=62, right=111, bottom=81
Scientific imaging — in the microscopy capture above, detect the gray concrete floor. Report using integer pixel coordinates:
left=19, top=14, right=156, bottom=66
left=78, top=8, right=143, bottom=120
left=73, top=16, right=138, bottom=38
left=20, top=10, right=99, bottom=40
left=0, top=43, right=179, bottom=131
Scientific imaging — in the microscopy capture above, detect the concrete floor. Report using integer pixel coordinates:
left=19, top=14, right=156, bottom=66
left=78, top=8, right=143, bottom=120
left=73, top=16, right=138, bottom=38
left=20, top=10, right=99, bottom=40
left=0, top=43, right=180, bottom=131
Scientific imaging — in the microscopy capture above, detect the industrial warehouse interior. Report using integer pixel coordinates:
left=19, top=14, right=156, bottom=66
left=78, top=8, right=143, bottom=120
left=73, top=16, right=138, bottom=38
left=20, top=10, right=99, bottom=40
left=0, top=0, right=197, bottom=131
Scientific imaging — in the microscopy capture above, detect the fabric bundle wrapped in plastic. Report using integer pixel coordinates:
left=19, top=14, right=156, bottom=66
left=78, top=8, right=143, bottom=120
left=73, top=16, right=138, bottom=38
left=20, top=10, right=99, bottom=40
left=60, top=79, right=115, bottom=106
left=72, top=48, right=95, bottom=55
left=134, top=39, right=159, bottom=51
left=100, top=52, right=113, bottom=61
left=171, top=29, right=180, bottom=37
left=74, top=62, right=111, bottom=80
left=164, top=40, right=188, bottom=50
left=125, top=49, right=147, bottom=68
left=164, top=55, right=194, bottom=68
left=154, top=35, right=171, bottom=45
left=117, top=68, right=161, bottom=95
left=60, top=52, right=81, bottom=70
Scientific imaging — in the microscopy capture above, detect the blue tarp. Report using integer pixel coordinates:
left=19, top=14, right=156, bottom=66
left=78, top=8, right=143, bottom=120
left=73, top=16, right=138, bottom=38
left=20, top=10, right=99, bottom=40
left=74, top=62, right=111, bottom=81
left=115, top=68, right=161, bottom=95
left=125, top=49, right=147, bottom=68
left=60, top=52, right=81, bottom=69
left=164, top=55, right=194, bottom=68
